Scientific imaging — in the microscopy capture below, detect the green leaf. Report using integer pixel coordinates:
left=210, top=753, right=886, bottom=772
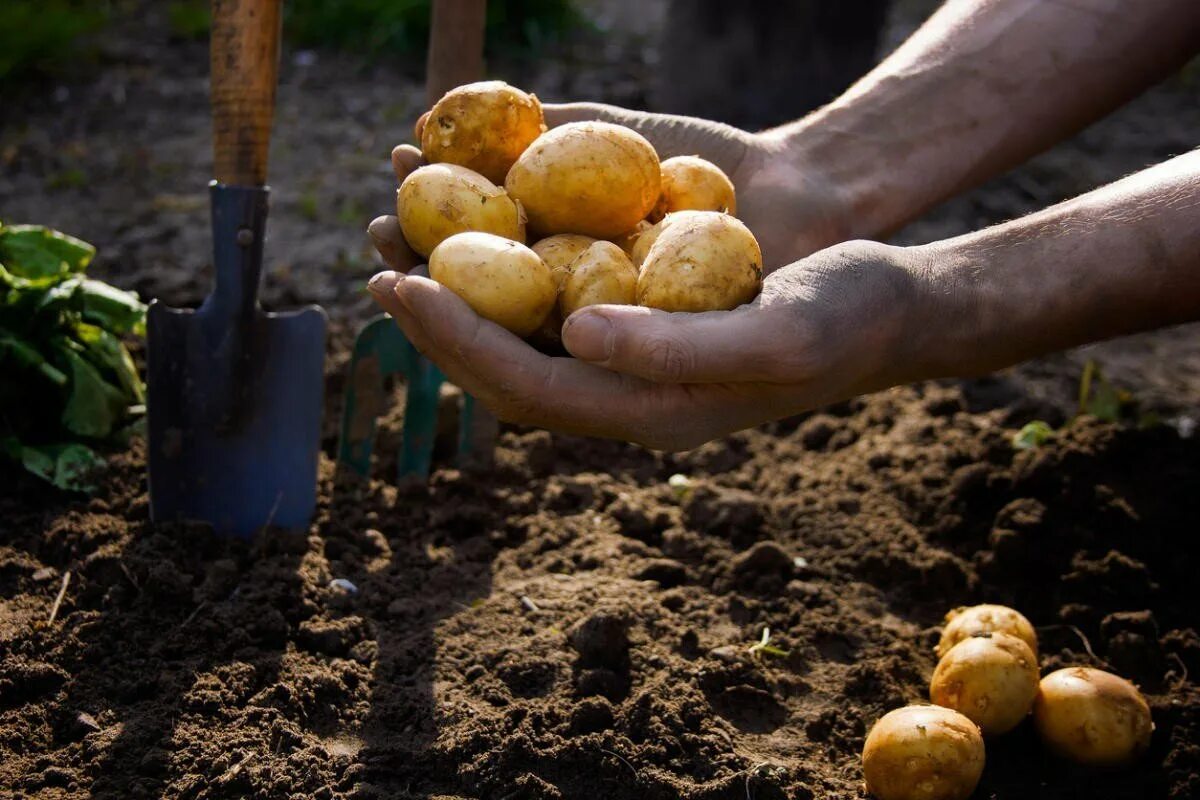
left=0, top=224, right=95, bottom=279
left=1013, top=420, right=1055, bottom=450
left=61, top=348, right=128, bottom=438
left=14, top=441, right=106, bottom=492
left=73, top=321, right=145, bottom=403
left=0, top=331, right=68, bottom=385
left=79, top=279, right=145, bottom=335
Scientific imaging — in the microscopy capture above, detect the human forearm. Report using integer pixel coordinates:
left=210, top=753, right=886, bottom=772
left=911, top=149, right=1200, bottom=378
left=778, top=0, right=1200, bottom=240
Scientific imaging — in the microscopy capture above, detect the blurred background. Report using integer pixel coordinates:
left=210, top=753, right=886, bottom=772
left=2, top=0, right=1198, bottom=411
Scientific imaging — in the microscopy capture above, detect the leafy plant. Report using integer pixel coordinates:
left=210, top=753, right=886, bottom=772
left=1012, top=420, right=1054, bottom=450
left=0, top=223, right=145, bottom=491
left=747, top=627, right=789, bottom=661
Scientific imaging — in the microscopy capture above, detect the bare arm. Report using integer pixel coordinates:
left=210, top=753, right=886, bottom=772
left=785, top=0, right=1200, bottom=241
left=912, top=148, right=1200, bottom=378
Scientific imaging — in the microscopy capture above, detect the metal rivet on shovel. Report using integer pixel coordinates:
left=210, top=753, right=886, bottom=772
left=146, top=0, right=327, bottom=537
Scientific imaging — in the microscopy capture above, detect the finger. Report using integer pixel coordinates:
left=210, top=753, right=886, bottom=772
left=367, top=215, right=422, bottom=272
left=391, top=144, right=425, bottom=183
left=560, top=302, right=808, bottom=384
left=414, top=111, right=429, bottom=143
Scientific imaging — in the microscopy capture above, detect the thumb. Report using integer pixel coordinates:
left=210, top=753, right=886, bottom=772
left=561, top=303, right=801, bottom=384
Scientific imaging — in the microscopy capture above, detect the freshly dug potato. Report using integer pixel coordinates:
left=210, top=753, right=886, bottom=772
left=532, top=233, right=598, bottom=291
left=420, top=81, right=545, bottom=184
left=560, top=241, right=638, bottom=317
left=637, top=211, right=762, bottom=312
left=649, top=155, right=737, bottom=221
left=937, top=605, right=1038, bottom=659
left=930, top=632, right=1040, bottom=735
left=629, top=210, right=711, bottom=267
left=428, top=232, right=555, bottom=337
left=1034, top=667, right=1153, bottom=766
left=862, top=705, right=985, bottom=800
left=610, top=220, right=652, bottom=261
left=397, top=163, right=526, bottom=258
left=505, top=121, right=661, bottom=238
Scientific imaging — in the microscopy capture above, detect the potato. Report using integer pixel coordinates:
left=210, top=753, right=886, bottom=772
left=637, top=211, right=762, bottom=312
left=532, top=233, right=598, bottom=291
left=397, top=163, right=526, bottom=259
left=421, top=81, right=546, bottom=184
left=560, top=241, right=638, bottom=317
left=630, top=210, right=721, bottom=267
left=649, top=155, right=737, bottom=221
left=610, top=220, right=652, bottom=262
left=930, top=632, right=1039, bottom=735
left=428, top=232, right=556, bottom=337
left=862, top=705, right=985, bottom=800
left=937, top=605, right=1038, bottom=659
left=1033, top=667, right=1153, bottom=766
left=505, top=121, right=661, bottom=238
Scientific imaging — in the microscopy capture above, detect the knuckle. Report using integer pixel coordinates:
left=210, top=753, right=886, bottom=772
left=638, top=334, right=695, bottom=381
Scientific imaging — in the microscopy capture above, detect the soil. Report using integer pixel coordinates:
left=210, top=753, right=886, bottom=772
left=3, top=2, right=1200, bottom=799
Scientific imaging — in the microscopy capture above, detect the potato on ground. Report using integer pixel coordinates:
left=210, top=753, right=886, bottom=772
left=428, top=232, right=555, bottom=337
left=420, top=81, right=545, bottom=184
left=1034, top=667, right=1153, bottom=766
left=560, top=241, right=638, bottom=317
left=937, top=604, right=1038, bottom=659
left=862, top=705, right=985, bottom=800
left=397, top=164, right=526, bottom=258
left=649, top=155, right=737, bottom=221
left=930, top=632, right=1039, bottom=735
left=505, top=121, right=661, bottom=238
left=638, top=211, right=762, bottom=312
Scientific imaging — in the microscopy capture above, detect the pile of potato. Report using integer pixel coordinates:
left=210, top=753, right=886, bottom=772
left=393, top=81, right=762, bottom=339
left=862, top=604, right=1155, bottom=800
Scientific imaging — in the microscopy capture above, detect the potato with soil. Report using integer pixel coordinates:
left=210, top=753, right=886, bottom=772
left=529, top=234, right=597, bottom=344
left=937, top=604, right=1038, bottom=659
left=930, top=632, right=1039, bottom=735
left=628, top=210, right=708, bottom=267
left=505, top=121, right=661, bottom=238
left=610, top=220, right=652, bottom=261
left=1033, top=667, right=1153, bottom=766
left=428, top=232, right=555, bottom=337
left=397, top=163, right=526, bottom=258
left=420, top=81, right=546, bottom=184
left=649, top=155, right=737, bottom=221
left=862, top=705, right=985, bottom=800
left=637, top=211, right=762, bottom=312
left=560, top=241, right=638, bottom=317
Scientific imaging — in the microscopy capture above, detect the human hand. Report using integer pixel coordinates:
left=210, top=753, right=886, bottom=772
left=366, top=239, right=936, bottom=450
left=367, top=103, right=854, bottom=273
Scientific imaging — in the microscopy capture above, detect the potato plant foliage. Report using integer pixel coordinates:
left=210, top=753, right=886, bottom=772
left=0, top=222, right=145, bottom=491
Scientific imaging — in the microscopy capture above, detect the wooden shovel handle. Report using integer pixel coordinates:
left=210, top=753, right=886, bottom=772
left=426, top=0, right=487, bottom=106
left=211, top=0, right=282, bottom=186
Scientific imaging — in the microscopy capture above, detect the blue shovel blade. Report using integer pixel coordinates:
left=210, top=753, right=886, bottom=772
left=146, top=301, right=327, bottom=537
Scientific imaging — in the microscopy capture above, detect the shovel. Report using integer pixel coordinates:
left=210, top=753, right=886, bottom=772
left=337, top=0, right=497, bottom=482
left=147, top=0, right=327, bottom=536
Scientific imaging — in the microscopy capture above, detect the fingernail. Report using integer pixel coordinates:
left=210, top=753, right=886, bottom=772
left=367, top=218, right=400, bottom=244
left=368, top=270, right=402, bottom=295
left=562, top=311, right=613, bottom=362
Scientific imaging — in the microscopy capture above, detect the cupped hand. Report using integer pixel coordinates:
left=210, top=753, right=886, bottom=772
left=368, top=103, right=853, bottom=273
left=366, top=240, right=937, bottom=450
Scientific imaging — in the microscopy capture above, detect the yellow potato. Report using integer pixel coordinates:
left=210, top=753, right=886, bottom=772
left=930, top=632, right=1040, bottom=735
left=610, top=220, right=652, bottom=262
left=637, top=211, right=762, bottom=312
left=397, top=163, right=525, bottom=259
left=862, top=705, right=985, bottom=800
left=421, top=81, right=546, bottom=184
left=937, top=604, right=1038, bottom=659
left=560, top=241, right=638, bottom=317
left=532, top=233, right=598, bottom=291
left=649, top=155, right=737, bottom=221
left=505, top=121, right=661, bottom=238
left=1034, top=667, right=1153, bottom=766
left=428, top=232, right=555, bottom=337
left=629, top=210, right=709, bottom=267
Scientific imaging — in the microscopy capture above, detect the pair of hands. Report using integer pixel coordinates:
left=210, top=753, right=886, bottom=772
left=366, top=103, right=931, bottom=450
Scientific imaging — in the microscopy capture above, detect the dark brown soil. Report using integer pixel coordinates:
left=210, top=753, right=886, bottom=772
left=4, top=2, right=1200, bottom=799
left=3, top=381, right=1200, bottom=800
